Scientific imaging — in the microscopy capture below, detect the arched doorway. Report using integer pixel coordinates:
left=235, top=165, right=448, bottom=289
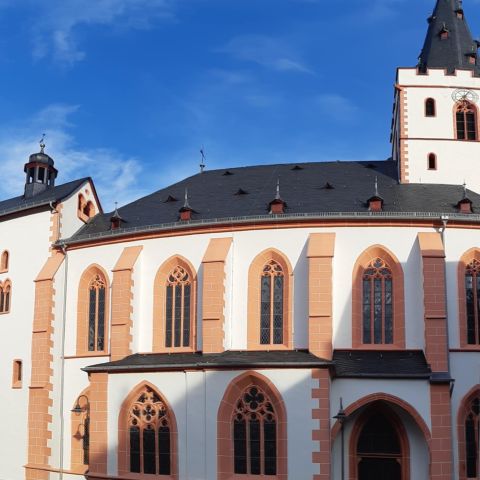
left=350, top=402, right=409, bottom=480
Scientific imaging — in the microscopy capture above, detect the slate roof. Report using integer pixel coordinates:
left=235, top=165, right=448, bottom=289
left=418, top=0, right=480, bottom=75
left=0, top=177, right=90, bottom=219
left=66, top=160, right=480, bottom=243
left=83, top=350, right=331, bottom=373
left=333, top=350, right=432, bottom=379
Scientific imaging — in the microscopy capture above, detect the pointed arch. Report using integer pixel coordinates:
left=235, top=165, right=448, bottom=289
left=70, top=387, right=90, bottom=474
left=458, top=385, right=480, bottom=480
left=153, top=255, right=197, bottom=352
left=76, top=264, right=110, bottom=355
left=247, top=249, right=293, bottom=350
left=352, top=245, right=405, bottom=348
left=458, top=248, right=480, bottom=348
left=118, top=381, right=178, bottom=479
left=0, top=250, right=9, bottom=272
left=349, top=402, right=410, bottom=480
left=217, top=371, right=287, bottom=480
left=454, top=100, right=478, bottom=140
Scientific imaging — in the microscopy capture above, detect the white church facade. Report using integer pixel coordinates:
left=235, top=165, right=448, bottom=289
left=2, top=1, right=480, bottom=479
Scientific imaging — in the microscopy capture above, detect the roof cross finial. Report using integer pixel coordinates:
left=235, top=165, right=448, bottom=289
left=184, top=188, right=191, bottom=209
left=276, top=178, right=281, bottom=200
left=374, top=176, right=379, bottom=197
left=200, top=147, right=206, bottom=174
left=39, top=133, right=46, bottom=153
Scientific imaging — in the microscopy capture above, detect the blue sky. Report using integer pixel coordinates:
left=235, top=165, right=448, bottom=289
left=0, top=0, right=479, bottom=210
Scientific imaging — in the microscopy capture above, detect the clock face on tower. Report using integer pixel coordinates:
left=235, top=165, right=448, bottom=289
left=452, top=89, right=479, bottom=103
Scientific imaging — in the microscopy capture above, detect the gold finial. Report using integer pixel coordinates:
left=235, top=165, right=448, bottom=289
left=39, top=133, right=46, bottom=153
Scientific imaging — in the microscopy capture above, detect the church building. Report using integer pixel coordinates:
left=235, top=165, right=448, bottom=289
left=2, top=0, right=480, bottom=479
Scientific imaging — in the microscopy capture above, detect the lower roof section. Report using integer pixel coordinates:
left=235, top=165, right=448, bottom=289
left=84, top=349, right=331, bottom=373
left=333, top=349, right=432, bottom=379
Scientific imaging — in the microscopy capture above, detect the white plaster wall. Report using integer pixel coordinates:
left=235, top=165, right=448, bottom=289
left=106, top=369, right=316, bottom=480
left=333, top=227, right=426, bottom=349
left=442, top=227, right=480, bottom=347
left=0, top=209, right=52, bottom=480
left=60, top=181, right=98, bottom=240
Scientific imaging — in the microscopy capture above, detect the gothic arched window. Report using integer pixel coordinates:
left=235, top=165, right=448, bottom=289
left=425, top=98, right=436, bottom=117
left=1, top=250, right=9, bottom=271
left=428, top=153, right=437, bottom=170
left=233, top=386, right=277, bottom=476
left=465, top=259, right=480, bottom=345
left=128, top=386, right=171, bottom=476
left=88, top=275, right=106, bottom=351
left=0, top=280, right=11, bottom=313
left=362, top=258, right=393, bottom=344
left=456, top=101, right=478, bottom=140
left=260, top=260, right=284, bottom=345
left=165, top=266, right=192, bottom=348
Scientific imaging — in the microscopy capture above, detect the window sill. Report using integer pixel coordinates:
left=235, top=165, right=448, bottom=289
left=153, top=347, right=196, bottom=354
left=352, top=344, right=406, bottom=351
left=247, top=344, right=291, bottom=351
left=115, top=472, right=176, bottom=480
left=0, top=269, right=8, bottom=274
left=69, top=351, right=109, bottom=359
left=12, top=382, right=22, bottom=389
left=451, top=347, right=480, bottom=352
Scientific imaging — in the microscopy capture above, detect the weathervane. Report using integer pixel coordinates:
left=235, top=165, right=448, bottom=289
left=39, top=133, right=46, bottom=153
left=200, top=147, right=206, bottom=173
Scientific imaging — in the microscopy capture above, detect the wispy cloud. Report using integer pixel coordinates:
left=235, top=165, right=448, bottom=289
left=11, top=0, right=177, bottom=66
left=219, top=34, right=313, bottom=74
left=0, top=104, right=145, bottom=210
left=316, top=94, right=358, bottom=122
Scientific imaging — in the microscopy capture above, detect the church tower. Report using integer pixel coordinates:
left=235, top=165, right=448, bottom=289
left=392, top=0, right=480, bottom=192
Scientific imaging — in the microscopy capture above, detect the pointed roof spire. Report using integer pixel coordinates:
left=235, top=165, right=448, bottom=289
left=275, top=178, right=281, bottom=200
left=183, top=188, right=191, bottom=209
left=418, top=0, right=480, bottom=75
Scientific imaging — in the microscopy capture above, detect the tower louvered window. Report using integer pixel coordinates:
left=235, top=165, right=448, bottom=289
left=362, top=258, right=393, bottom=344
left=466, top=397, right=480, bottom=478
left=88, top=275, right=106, bottom=351
left=233, top=386, right=277, bottom=476
left=260, top=261, right=284, bottom=345
left=128, top=387, right=171, bottom=475
left=456, top=102, right=477, bottom=140
left=465, top=259, right=480, bottom=344
left=165, top=266, right=191, bottom=348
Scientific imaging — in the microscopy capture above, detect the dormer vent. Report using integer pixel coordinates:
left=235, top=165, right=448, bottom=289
left=440, top=23, right=449, bottom=40
left=291, top=165, right=304, bottom=171
left=234, top=188, right=249, bottom=196
left=223, top=170, right=234, bottom=176
left=179, top=188, right=194, bottom=221
left=269, top=179, right=286, bottom=214
left=367, top=177, right=384, bottom=212
left=458, top=182, right=473, bottom=213
left=321, top=182, right=335, bottom=190
left=164, top=195, right=178, bottom=203
left=110, top=203, right=123, bottom=230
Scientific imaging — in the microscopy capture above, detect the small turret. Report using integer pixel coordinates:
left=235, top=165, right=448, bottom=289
left=24, top=136, right=58, bottom=199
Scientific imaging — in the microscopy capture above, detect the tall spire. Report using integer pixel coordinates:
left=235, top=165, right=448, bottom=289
left=418, top=0, right=480, bottom=75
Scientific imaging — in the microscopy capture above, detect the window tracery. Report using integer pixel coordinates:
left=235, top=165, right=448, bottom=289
left=233, top=386, right=277, bottom=476
left=0, top=280, right=12, bottom=314
left=165, top=266, right=192, bottom=348
left=362, top=258, right=393, bottom=344
left=260, top=261, right=284, bottom=345
left=128, top=386, right=171, bottom=475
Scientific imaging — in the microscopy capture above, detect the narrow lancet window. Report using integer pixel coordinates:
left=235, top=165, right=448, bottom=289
left=456, top=101, right=477, bottom=140
left=465, top=259, right=480, bottom=344
left=165, top=266, right=191, bottom=348
left=425, top=98, right=436, bottom=117
left=260, top=261, right=284, bottom=345
left=362, top=258, right=393, bottom=344
left=88, top=275, right=106, bottom=351
left=466, top=397, right=480, bottom=478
